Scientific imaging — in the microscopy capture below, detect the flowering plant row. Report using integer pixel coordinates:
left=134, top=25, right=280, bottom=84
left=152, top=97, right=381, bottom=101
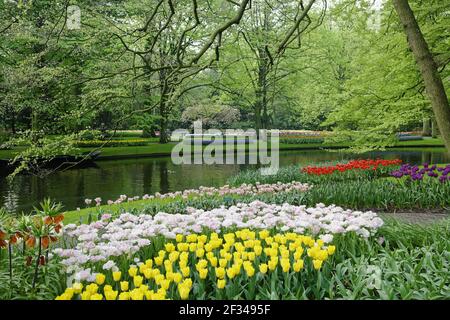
left=390, top=163, right=449, bottom=183
left=55, top=201, right=383, bottom=281
left=83, top=181, right=311, bottom=207
left=302, top=159, right=402, bottom=176
left=56, top=229, right=335, bottom=300
left=73, top=139, right=149, bottom=148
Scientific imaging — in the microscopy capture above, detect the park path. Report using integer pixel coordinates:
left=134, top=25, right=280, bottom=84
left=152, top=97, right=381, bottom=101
left=380, top=212, right=449, bottom=224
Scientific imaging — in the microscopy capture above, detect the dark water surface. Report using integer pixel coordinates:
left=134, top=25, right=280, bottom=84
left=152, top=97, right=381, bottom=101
left=1, top=148, right=448, bottom=214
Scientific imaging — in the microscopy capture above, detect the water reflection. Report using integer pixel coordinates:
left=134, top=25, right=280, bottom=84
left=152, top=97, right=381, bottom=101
left=0, top=148, right=448, bottom=214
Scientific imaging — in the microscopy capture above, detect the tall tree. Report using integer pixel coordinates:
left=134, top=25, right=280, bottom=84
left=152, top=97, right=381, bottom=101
left=393, top=0, right=450, bottom=153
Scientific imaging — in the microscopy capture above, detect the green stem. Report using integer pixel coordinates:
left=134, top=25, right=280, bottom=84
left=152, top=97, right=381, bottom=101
left=8, top=242, right=12, bottom=281
left=32, top=237, right=42, bottom=290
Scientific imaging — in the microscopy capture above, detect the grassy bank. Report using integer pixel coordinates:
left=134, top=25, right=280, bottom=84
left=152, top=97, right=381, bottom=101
left=0, top=138, right=445, bottom=161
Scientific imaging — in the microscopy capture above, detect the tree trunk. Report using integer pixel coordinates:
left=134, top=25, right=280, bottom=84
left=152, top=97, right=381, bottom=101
left=422, top=117, right=431, bottom=136
left=256, top=46, right=269, bottom=131
left=393, top=0, right=450, bottom=154
left=158, top=47, right=170, bottom=144
left=159, top=97, right=169, bottom=144
left=431, top=118, right=439, bottom=138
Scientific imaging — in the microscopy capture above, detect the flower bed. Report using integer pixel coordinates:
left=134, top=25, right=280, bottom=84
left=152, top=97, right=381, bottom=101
left=302, top=159, right=402, bottom=176
left=73, top=139, right=149, bottom=148
left=55, top=230, right=336, bottom=300
left=84, top=181, right=311, bottom=206
left=55, top=201, right=383, bottom=281
left=390, top=163, right=449, bottom=182
left=280, top=137, right=325, bottom=144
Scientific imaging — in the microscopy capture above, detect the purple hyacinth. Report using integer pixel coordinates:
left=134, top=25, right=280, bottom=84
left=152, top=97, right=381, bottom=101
left=390, top=162, right=449, bottom=183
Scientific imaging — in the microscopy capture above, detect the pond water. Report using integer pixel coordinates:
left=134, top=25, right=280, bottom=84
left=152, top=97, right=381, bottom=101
left=0, top=148, right=448, bottom=214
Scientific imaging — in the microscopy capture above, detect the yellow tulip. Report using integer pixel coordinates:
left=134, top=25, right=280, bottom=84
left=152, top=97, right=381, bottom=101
left=225, top=267, right=235, bottom=279
left=158, top=250, right=166, bottom=258
left=313, top=259, right=323, bottom=270
left=120, top=281, right=129, bottom=292
left=196, top=248, right=205, bottom=258
left=143, top=268, right=153, bottom=279
left=145, top=259, right=153, bottom=267
left=128, top=266, right=138, bottom=277
left=204, top=243, right=213, bottom=252
left=186, top=234, right=197, bottom=243
left=198, top=268, right=208, bottom=279
left=105, top=290, right=118, bottom=300
left=103, top=285, right=113, bottom=292
left=95, top=273, right=106, bottom=285
left=130, top=289, right=144, bottom=300
left=293, top=260, right=304, bottom=272
left=327, top=245, right=336, bottom=255
left=215, top=267, right=226, bottom=279
left=145, top=290, right=155, bottom=300
left=86, top=283, right=99, bottom=294
left=254, top=246, right=262, bottom=256
left=90, top=293, right=103, bottom=300
left=219, top=258, right=228, bottom=268
left=152, top=256, right=163, bottom=266
left=139, top=264, right=148, bottom=275
left=154, top=274, right=165, bottom=285
left=280, top=258, right=290, bottom=273
left=55, top=293, right=72, bottom=300
left=258, top=230, right=270, bottom=239
left=166, top=272, right=174, bottom=281
left=189, top=243, right=197, bottom=252
left=209, top=257, right=218, bottom=267
left=169, top=251, right=180, bottom=262
left=118, top=292, right=130, bottom=300
left=245, top=266, right=255, bottom=277
left=160, top=279, right=171, bottom=290
left=176, top=234, right=184, bottom=242
left=112, top=271, right=122, bottom=282
left=178, top=285, right=190, bottom=300
left=165, top=242, right=176, bottom=252
left=181, top=266, right=190, bottom=277
left=72, top=282, right=83, bottom=294
left=217, top=279, right=226, bottom=289
left=268, top=260, right=277, bottom=271
left=259, top=263, right=268, bottom=274
left=173, top=272, right=183, bottom=283
left=81, top=291, right=91, bottom=300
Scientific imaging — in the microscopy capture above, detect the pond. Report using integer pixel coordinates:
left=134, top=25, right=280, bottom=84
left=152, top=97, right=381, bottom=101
left=0, top=148, right=448, bottom=214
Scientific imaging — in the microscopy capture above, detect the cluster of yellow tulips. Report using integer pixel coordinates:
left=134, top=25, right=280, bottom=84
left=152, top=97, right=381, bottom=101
left=55, top=229, right=335, bottom=300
